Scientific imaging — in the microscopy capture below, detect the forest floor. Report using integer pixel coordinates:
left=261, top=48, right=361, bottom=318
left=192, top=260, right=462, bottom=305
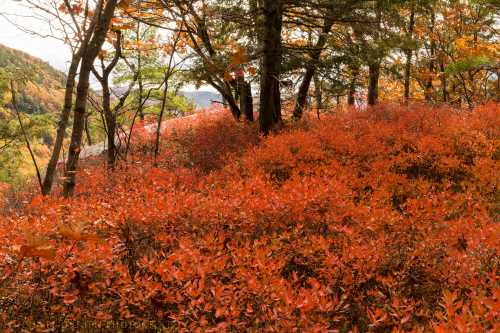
left=0, top=103, right=499, bottom=332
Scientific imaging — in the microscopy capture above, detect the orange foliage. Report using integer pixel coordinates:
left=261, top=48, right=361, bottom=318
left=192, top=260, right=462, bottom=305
left=0, top=104, right=499, bottom=332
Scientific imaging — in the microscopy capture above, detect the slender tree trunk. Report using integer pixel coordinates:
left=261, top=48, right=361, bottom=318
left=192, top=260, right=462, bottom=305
left=136, top=23, right=145, bottom=121
left=293, top=66, right=315, bottom=119
left=368, top=62, right=380, bottom=106
left=496, top=69, right=500, bottom=103
left=313, top=73, right=323, bottom=111
left=425, top=58, right=435, bottom=101
left=425, top=13, right=436, bottom=102
left=404, top=8, right=415, bottom=101
left=63, top=0, right=118, bottom=197
left=259, top=0, right=283, bottom=134
left=154, top=30, right=183, bottom=161
left=238, top=75, right=254, bottom=121
left=41, top=0, right=102, bottom=195
left=101, top=80, right=117, bottom=168
left=293, top=17, right=333, bottom=119
left=41, top=55, right=79, bottom=195
left=92, top=31, right=122, bottom=169
left=154, top=78, right=169, bottom=162
left=11, top=81, right=43, bottom=192
left=222, top=83, right=241, bottom=119
left=84, top=114, right=92, bottom=146
left=348, top=66, right=358, bottom=106
left=440, top=62, right=448, bottom=102
left=137, top=66, right=144, bottom=120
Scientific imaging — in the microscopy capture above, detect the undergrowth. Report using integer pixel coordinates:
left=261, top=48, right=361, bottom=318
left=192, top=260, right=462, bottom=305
left=0, top=103, right=498, bottom=332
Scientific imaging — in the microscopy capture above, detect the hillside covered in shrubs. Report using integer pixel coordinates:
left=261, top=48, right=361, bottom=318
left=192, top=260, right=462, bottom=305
left=0, top=103, right=498, bottom=332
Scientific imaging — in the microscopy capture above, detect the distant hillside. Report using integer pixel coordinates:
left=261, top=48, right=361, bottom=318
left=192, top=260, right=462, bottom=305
left=180, top=90, right=222, bottom=108
left=0, top=43, right=65, bottom=114
left=0, top=44, right=67, bottom=186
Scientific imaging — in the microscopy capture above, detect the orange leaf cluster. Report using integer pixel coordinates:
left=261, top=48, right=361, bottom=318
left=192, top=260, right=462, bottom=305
left=0, top=103, right=498, bottom=332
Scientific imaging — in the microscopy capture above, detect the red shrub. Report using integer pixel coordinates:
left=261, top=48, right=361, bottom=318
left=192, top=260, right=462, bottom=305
left=0, top=103, right=499, bottom=332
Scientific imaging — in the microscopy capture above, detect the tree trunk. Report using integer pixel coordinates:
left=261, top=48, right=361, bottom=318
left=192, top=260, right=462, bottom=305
left=368, top=62, right=380, bottom=106
left=348, top=66, right=358, bottom=106
left=293, top=17, right=333, bottom=119
left=222, top=83, right=241, bottom=120
left=41, top=54, right=79, bottom=195
left=154, top=77, right=169, bottom=162
left=425, top=13, right=436, bottom=102
left=313, top=73, right=323, bottom=111
left=136, top=23, right=145, bottom=121
left=496, top=69, right=499, bottom=103
left=404, top=8, right=415, bottom=101
left=101, top=79, right=117, bottom=168
left=63, top=0, right=118, bottom=197
left=259, top=0, right=283, bottom=134
left=11, top=81, right=43, bottom=192
left=84, top=114, right=92, bottom=146
left=440, top=62, right=448, bottom=102
left=42, top=0, right=101, bottom=195
left=238, top=75, right=254, bottom=121
left=293, top=66, right=315, bottom=119
left=425, top=59, right=435, bottom=101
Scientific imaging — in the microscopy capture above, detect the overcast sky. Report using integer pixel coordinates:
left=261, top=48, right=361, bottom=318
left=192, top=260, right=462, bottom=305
left=0, top=1, right=71, bottom=72
left=0, top=1, right=214, bottom=93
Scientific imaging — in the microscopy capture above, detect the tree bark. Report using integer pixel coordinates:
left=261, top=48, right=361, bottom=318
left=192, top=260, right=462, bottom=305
left=63, top=0, right=118, bottom=197
left=425, top=13, right=436, bottom=102
left=238, top=75, right=254, bottom=121
left=293, top=17, right=333, bottom=120
left=99, top=75, right=118, bottom=168
left=259, top=0, right=283, bottom=134
left=136, top=23, right=145, bottom=121
left=313, top=73, right=322, bottom=111
left=404, top=8, right=415, bottom=101
left=92, top=31, right=122, bottom=169
left=41, top=9, right=100, bottom=195
left=367, top=62, right=380, bottom=106
left=11, top=81, right=43, bottom=192
left=440, top=62, right=448, bottom=102
left=41, top=54, right=79, bottom=195
left=348, top=66, right=358, bottom=106
left=84, top=114, right=92, bottom=146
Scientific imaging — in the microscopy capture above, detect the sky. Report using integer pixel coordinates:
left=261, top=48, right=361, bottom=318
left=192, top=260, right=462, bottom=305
left=0, top=1, right=72, bottom=72
left=0, top=1, right=214, bottom=93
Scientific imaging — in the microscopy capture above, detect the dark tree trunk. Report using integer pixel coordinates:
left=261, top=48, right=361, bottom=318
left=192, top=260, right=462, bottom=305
left=92, top=31, right=134, bottom=170
left=440, top=62, right=448, bottom=102
left=425, top=13, right=436, bottom=102
left=154, top=78, right=169, bottom=162
left=293, top=17, right=333, bottom=120
left=293, top=67, right=315, bottom=119
left=222, top=83, right=241, bottom=120
left=101, top=79, right=117, bottom=168
left=42, top=54, right=80, bottom=195
left=259, top=0, right=283, bottom=134
left=367, top=62, right=380, bottom=106
left=348, top=66, right=358, bottom=106
left=313, top=73, right=322, bottom=111
left=41, top=0, right=101, bottom=195
left=63, top=0, right=118, bottom=197
left=238, top=75, right=254, bottom=121
left=136, top=23, right=145, bottom=121
left=425, top=59, right=435, bottom=101
left=84, top=114, right=92, bottom=146
left=497, top=69, right=500, bottom=103
left=404, top=8, right=415, bottom=101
